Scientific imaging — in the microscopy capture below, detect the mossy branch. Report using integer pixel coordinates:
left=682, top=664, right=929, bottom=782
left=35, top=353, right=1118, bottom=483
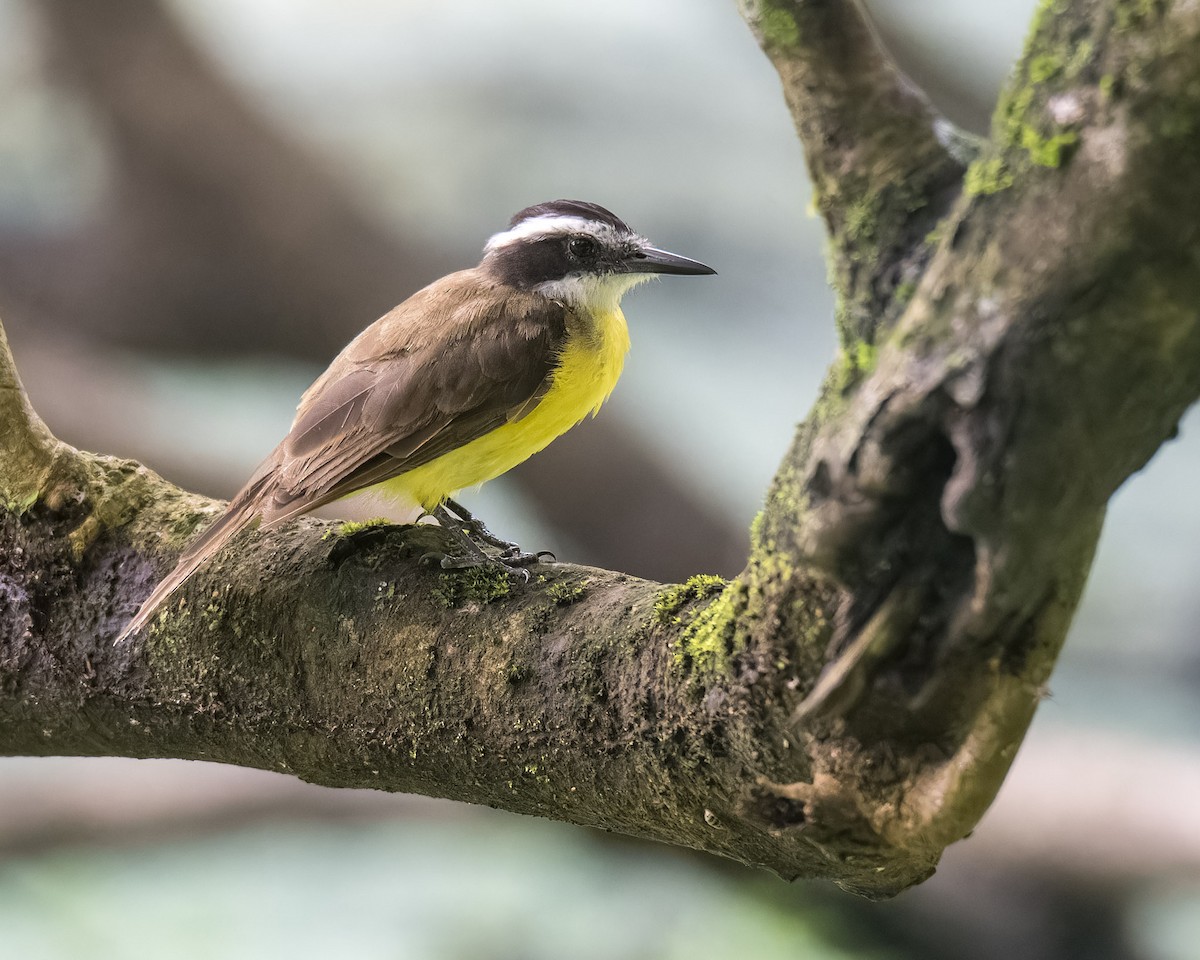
left=739, top=0, right=975, bottom=353
left=0, top=323, right=62, bottom=514
left=4, top=0, right=1200, bottom=899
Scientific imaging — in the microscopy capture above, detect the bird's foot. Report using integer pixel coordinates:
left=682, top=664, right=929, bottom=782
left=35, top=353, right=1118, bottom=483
left=423, top=501, right=554, bottom=574
left=440, top=498, right=524, bottom=554
left=496, top=545, right=556, bottom=567
left=417, top=550, right=533, bottom=586
left=426, top=546, right=552, bottom=571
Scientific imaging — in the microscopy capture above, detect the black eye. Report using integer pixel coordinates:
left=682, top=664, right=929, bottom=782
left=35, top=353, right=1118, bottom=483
left=567, top=236, right=598, bottom=259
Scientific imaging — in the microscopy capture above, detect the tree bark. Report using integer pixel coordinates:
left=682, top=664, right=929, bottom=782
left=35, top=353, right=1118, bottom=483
left=3, top=0, right=1200, bottom=898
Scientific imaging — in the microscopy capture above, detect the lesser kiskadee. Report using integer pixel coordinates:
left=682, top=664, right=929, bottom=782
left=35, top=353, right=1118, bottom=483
left=116, top=199, right=715, bottom=642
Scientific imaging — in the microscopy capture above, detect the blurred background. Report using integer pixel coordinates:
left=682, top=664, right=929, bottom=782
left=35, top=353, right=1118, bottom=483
left=2, top=0, right=1199, bottom=957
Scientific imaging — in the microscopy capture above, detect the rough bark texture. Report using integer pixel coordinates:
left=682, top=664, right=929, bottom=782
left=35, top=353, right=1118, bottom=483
left=4, top=0, right=1200, bottom=898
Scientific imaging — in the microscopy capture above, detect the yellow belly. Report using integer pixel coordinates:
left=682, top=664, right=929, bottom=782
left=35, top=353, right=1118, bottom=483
left=377, top=307, right=630, bottom=510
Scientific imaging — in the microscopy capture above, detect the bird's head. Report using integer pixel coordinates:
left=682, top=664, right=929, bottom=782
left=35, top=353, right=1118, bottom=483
left=481, top=199, right=715, bottom=313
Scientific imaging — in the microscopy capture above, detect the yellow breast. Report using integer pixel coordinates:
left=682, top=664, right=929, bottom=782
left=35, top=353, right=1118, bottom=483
left=380, top=306, right=631, bottom=510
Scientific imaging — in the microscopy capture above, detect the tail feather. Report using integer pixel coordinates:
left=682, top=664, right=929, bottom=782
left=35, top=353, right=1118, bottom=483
left=114, top=479, right=270, bottom=644
left=116, top=437, right=398, bottom=645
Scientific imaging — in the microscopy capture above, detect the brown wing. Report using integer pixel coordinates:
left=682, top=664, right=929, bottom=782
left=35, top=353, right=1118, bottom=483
left=256, top=270, right=569, bottom=523
left=114, top=269, right=567, bottom=644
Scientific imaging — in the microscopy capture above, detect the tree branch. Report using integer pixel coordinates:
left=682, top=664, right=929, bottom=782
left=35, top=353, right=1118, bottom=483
left=0, top=324, right=63, bottom=514
left=4, top=0, right=1200, bottom=899
left=10, top=0, right=442, bottom=359
left=739, top=0, right=975, bottom=352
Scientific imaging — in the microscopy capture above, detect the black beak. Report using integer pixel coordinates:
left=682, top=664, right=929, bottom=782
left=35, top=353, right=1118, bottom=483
left=623, top=245, right=716, bottom=276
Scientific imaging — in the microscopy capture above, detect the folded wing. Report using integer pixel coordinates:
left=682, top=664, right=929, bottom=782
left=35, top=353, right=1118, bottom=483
left=115, top=273, right=568, bottom=642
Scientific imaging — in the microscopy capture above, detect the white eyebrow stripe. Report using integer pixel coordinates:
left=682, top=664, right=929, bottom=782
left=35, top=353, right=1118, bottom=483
left=484, top=215, right=618, bottom=253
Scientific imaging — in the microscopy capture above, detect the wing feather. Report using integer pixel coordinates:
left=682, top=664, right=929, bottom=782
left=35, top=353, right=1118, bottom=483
left=262, top=274, right=568, bottom=521
left=116, top=268, right=570, bottom=643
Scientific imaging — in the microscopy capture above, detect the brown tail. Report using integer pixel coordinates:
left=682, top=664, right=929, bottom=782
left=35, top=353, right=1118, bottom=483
left=114, top=475, right=273, bottom=644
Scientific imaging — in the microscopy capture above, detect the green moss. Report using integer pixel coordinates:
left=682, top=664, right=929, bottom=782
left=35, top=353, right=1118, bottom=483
left=1021, top=128, right=1079, bottom=167
left=749, top=510, right=766, bottom=551
left=752, top=463, right=815, bottom=589
left=837, top=184, right=933, bottom=266
left=821, top=168, right=938, bottom=350
left=1115, top=0, right=1161, bottom=30
left=1022, top=37, right=1089, bottom=85
left=547, top=578, right=588, bottom=607
left=1155, top=72, right=1200, bottom=140
left=1029, top=0, right=1070, bottom=33
left=3, top=489, right=39, bottom=516
left=375, top=581, right=397, bottom=603
left=750, top=539, right=795, bottom=589
left=854, top=339, right=877, bottom=372
left=507, top=664, right=531, bottom=684
left=1099, top=74, right=1116, bottom=100
left=1028, top=53, right=1063, bottom=84
left=843, top=195, right=878, bottom=247
left=673, top=581, right=750, bottom=674
left=335, top=517, right=392, bottom=538
left=653, top=574, right=727, bottom=626
left=964, top=156, right=1015, bottom=197
left=894, top=280, right=917, bottom=307
left=835, top=339, right=878, bottom=385
left=432, top=564, right=512, bottom=608
left=1160, top=112, right=1196, bottom=140
left=997, top=86, right=1035, bottom=149
left=1065, top=40, right=1094, bottom=78
left=758, top=6, right=799, bottom=48
left=983, top=10, right=1087, bottom=180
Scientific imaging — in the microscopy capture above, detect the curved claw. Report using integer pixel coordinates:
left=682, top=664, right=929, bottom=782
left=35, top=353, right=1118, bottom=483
left=497, top=548, right=542, bottom=567
left=509, top=566, right=532, bottom=584
left=420, top=502, right=556, bottom=579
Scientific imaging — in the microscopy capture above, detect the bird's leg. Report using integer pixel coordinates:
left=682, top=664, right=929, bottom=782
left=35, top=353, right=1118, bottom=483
left=441, top=498, right=521, bottom=553
left=429, top=503, right=542, bottom=569
left=427, top=503, right=492, bottom=568
left=435, top=499, right=551, bottom=567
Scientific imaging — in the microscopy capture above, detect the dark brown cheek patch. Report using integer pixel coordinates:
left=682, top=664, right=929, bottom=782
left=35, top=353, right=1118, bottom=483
left=488, top=237, right=572, bottom=289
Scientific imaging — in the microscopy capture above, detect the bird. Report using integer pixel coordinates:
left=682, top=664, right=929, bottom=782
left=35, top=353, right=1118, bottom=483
left=115, top=199, right=715, bottom=643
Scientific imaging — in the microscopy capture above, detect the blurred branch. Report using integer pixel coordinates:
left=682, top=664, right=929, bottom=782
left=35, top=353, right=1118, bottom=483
left=4, top=0, right=1200, bottom=899
left=0, top=322, right=62, bottom=514
left=1, top=0, right=443, bottom=359
left=0, top=759, right=446, bottom=856
left=964, top=730, right=1200, bottom=882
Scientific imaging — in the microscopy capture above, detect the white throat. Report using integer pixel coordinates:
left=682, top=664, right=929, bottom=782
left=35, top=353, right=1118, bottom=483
left=532, top=272, right=654, bottom=314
